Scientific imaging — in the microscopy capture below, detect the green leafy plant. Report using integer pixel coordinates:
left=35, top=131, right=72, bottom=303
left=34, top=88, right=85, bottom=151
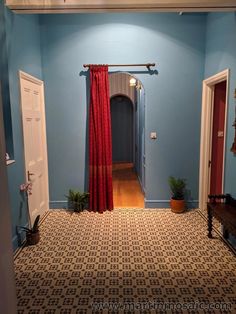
left=20, top=215, right=40, bottom=234
left=66, top=189, right=89, bottom=212
left=168, top=176, right=186, bottom=200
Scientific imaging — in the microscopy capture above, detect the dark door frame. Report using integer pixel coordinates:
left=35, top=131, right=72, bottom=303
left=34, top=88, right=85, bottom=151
left=199, top=69, right=229, bottom=212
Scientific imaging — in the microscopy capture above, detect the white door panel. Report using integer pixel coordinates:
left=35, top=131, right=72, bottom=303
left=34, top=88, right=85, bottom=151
left=20, top=71, right=49, bottom=225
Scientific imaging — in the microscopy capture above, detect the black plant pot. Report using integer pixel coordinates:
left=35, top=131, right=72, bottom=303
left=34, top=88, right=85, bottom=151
left=73, top=202, right=83, bottom=212
left=68, top=201, right=84, bottom=212
left=26, top=231, right=40, bottom=245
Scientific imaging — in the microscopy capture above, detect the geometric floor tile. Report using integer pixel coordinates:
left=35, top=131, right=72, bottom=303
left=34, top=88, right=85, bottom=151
left=15, top=209, right=236, bottom=313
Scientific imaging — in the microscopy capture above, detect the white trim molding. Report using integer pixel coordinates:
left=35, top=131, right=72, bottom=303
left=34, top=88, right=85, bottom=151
left=199, top=69, right=229, bottom=213
left=19, top=70, right=43, bottom=86
left=5, top=0, right=236, bottom=13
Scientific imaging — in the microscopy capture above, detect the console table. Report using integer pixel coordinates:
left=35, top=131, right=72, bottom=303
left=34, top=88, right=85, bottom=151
left=207, top=194, right=236, bottom=240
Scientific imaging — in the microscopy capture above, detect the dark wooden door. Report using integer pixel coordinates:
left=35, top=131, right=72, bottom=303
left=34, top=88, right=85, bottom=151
left=210, top=81, right=226, bottom=195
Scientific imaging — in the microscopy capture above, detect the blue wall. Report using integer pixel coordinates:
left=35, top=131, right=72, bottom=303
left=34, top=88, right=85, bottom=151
left=0, top=1, right=13, bottom=159
left=40, top=13, right=206, bottom=208
left=4, top=8, right=43, bottom=250
left=204, top=13, right=236, bottom=247
left=205, top=13, right=236, bottom=198
left=5, top=10, right=236, bottom=250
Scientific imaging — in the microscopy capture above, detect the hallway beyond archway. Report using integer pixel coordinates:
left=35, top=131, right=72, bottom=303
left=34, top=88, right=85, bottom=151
left=112, top=163, right=144, bottom=208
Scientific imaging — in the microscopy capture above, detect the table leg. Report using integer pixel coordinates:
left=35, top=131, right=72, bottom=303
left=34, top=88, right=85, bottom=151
left=207, top=208, right=213, bottom=238
left=223, top=227, right=229, bottom=239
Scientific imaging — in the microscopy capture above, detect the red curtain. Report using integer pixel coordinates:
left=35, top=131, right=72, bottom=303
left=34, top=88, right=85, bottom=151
left=89, top=65, right=113, bottom=213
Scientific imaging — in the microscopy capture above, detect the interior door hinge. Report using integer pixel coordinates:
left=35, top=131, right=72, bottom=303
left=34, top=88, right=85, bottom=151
left=208, top=160, right=211, bottom=168
left=27, top=171, right=34, bottom=181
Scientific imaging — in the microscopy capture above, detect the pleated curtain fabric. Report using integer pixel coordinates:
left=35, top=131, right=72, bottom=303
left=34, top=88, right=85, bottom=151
left=89, top=65, right=114, bottom=213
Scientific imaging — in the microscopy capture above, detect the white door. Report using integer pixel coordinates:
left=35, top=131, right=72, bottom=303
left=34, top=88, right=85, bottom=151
left=19, top=71, right=49, bottom=225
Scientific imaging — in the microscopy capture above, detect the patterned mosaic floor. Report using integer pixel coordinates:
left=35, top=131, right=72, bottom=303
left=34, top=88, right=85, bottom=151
left=15, top=209, right=236, bottom=313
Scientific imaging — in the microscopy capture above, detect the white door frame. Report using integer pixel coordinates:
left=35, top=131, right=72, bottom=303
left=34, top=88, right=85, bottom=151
left=19, top=70, right=49, bottom=215
left=199, top=69, right=229, bottom=212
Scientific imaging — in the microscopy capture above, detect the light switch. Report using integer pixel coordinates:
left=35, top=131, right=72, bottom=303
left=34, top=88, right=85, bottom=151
left=150, top=132, right=157, bottom=139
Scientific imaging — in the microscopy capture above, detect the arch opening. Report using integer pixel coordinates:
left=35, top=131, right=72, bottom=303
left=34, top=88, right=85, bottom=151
left=109, top=72, right=145, bottom=208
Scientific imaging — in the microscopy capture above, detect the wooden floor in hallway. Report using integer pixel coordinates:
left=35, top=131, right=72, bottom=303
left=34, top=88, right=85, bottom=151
left=112, top=163, right=144, bottom=208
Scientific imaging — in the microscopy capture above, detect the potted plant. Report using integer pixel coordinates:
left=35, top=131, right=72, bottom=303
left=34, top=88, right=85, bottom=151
left=168, top=176, right=186, bottom=213
left=20, top=215, right=40, bottom=245
left=66, top=189, right=89, bottom=212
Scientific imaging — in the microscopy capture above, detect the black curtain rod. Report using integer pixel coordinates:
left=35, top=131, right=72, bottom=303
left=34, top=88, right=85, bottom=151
left=83, top=63, right=156, bottom=70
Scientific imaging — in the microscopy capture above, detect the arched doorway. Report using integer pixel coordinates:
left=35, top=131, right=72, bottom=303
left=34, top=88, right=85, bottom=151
left=109, top=72, right=145, bottom=208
